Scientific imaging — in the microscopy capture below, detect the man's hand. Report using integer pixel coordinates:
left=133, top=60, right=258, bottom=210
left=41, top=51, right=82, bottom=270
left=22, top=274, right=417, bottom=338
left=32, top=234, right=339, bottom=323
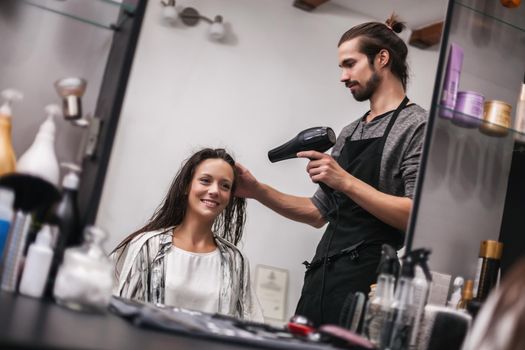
left=234, top=162, right=261, bottom=199
left=297, top=151, right=351, bottom=192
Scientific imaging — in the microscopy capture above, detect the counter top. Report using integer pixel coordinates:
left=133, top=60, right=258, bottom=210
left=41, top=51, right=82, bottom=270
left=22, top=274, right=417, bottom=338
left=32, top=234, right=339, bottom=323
left=0, top=292, right=264, bottom=350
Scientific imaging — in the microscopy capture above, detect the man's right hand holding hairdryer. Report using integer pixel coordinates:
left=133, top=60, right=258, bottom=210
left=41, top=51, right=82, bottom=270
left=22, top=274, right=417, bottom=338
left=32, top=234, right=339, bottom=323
left=297, top=151, right=353, bottom=193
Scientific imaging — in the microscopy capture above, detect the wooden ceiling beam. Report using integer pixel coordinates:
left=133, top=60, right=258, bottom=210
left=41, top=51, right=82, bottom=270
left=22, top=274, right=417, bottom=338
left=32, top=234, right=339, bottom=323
left=409, top=21, right=444, bottom=49
left=293, top=0, right=330, bottom=12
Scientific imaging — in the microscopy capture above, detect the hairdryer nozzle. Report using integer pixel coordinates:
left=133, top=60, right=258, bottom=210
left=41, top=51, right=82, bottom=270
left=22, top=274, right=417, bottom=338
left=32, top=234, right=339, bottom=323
left=268, top=127, right=336, bottom=163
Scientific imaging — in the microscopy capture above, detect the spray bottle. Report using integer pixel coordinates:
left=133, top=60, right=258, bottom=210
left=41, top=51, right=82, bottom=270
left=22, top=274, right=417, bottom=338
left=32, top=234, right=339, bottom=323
left=380, top=248, right=432, bottom=350
left=0, top=89, right=23, bottom=176
left=362, top=244, right=399, bottom=346
left=17, top=104, right=60, bottom=186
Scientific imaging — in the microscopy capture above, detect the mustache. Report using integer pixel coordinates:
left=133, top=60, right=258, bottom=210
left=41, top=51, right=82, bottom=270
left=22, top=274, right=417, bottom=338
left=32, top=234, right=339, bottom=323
left=343, top=80, right=358, bottom=88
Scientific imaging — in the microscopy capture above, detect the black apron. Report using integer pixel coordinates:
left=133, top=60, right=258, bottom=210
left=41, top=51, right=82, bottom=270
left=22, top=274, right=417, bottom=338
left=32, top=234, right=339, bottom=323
left=296, top=97, right=409, bottom=326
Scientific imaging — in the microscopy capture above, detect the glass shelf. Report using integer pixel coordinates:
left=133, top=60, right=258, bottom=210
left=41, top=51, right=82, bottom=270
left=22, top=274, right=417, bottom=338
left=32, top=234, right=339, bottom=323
left=434, top=104, right=525, bottom=138
left=21, top=0, right=137, bottom=31
left=455, top=0, right=525, bottom=33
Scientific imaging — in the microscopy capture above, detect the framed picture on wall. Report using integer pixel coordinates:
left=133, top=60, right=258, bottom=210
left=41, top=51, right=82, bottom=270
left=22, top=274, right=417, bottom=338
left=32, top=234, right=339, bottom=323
left=254, top=265, right=289, bottom=321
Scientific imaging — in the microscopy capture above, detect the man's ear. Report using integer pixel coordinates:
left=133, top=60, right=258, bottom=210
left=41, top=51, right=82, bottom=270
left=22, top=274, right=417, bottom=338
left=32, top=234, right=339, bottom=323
left=377, top=49, right=390, bottom=68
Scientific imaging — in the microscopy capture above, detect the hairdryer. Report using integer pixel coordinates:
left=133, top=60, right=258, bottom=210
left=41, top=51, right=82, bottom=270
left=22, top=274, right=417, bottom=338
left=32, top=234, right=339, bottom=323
left=268, top=127, right=336, bottom=163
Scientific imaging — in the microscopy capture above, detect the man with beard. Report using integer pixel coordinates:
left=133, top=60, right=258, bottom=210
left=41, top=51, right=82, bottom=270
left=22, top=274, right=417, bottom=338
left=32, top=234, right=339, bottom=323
left=235, top=15, right=427, bottom=326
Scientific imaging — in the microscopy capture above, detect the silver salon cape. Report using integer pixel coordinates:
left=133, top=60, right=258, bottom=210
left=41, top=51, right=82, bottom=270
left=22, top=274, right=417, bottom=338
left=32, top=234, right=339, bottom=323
left=110, top=228, right=263, bottom=321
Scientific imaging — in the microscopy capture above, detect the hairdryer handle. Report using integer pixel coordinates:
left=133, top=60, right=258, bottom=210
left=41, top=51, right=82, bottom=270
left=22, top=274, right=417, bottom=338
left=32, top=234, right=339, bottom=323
left=319, top=182, right=333, bottom=195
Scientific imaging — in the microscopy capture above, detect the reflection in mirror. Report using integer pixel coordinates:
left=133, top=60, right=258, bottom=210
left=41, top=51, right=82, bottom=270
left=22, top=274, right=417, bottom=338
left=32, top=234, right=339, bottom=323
left=96, top=0, right=447, bottom=323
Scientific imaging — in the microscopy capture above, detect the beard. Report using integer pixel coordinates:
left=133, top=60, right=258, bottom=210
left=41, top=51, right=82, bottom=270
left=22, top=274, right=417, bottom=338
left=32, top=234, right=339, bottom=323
left=351, top=71, right=381, bottom=102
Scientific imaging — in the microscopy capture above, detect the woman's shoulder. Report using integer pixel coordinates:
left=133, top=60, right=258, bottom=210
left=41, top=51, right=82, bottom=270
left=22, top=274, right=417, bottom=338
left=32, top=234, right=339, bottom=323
left=214, top=235, right=245, bottom=258
left=128, top=227, right=173, bottom=245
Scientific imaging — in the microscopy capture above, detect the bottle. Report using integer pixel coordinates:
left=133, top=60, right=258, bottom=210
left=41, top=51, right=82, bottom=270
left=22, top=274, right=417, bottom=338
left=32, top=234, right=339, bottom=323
left=17, top=104, right=60, bottom=186
left=439, top=43, right=463, bottom=119
left=457, top=279, right=474, bottom=310
left=18, top=225, right=54, bottom=298
left=513, top=72, right=525, bottom=143
left=409, top=252, right=433, bottom=349
left=447, top=276, right=464, bottom=308
left=44, top=163, right=82, bottom=297
left=53, top=226, right=114, bottom=312
left=0, top=187, right=14, bottom=260
left=473, top=240, right=503, bottom=302
left=380, top=248, right=431, bottom=350
left=0, top=89, right=23, bottom=176
left=362, top=244, right=398, bottom=346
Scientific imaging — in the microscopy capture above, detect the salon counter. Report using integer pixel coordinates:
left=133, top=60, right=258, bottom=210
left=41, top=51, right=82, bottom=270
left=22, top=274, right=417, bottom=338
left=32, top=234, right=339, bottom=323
left=0, top=292, right=263, bottom=350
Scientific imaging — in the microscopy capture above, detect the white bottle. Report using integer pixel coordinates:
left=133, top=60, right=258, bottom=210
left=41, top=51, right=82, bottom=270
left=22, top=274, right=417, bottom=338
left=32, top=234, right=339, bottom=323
left=448, top=276, right=464, bottom=309
left=17, top=104, right=61, bottom=186
left=0, top=187, right=14, bottom=260
left=19, top=225, right=54, bottom=298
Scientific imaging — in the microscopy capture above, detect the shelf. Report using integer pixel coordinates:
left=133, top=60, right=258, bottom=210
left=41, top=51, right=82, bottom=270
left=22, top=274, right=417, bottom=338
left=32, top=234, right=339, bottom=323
left=434, top=104, right=524, bottom=138
left=21, top=0, right=137, bottom=31
left=455, top=0, right=525, bottom=33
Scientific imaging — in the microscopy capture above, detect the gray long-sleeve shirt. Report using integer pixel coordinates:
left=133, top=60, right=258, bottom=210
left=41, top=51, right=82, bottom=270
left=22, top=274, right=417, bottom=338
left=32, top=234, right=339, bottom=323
left=312, top=103, right=428, bottom=218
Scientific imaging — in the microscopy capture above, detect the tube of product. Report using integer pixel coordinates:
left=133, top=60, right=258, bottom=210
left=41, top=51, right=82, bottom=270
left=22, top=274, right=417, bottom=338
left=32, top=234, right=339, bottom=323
left=440, top=43, right=464, bottom=119
left=513, top=72, right=525, bottom=143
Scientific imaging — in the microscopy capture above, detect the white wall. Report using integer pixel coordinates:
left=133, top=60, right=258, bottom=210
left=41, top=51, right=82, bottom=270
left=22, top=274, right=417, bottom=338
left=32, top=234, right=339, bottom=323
left=96, top=0, right=441, bottom=322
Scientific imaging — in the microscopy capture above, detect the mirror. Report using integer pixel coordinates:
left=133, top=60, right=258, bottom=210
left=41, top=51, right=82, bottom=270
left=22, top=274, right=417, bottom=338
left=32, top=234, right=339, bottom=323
left=96, top=0, right=448, bottom=322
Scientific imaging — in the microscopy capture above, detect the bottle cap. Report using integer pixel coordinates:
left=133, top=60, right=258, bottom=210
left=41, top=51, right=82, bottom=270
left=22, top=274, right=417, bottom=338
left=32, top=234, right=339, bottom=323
left=377, top=244, right=400, bottom=276
left=479, top=240, right=504, bottom=260
left=60, top=163, right=82, bottom=190
left=453, top=276, right=464, bottom=289
left=0, top=89, right=23, bottom=116
left=0, top=187, right=15, bottom=207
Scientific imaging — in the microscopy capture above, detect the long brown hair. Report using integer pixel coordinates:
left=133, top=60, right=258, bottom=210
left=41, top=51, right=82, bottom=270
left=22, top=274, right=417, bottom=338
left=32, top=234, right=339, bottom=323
left=475, top=257, right=525, bottom=350
left=338, top=13, right=409, bottom=90
left=113, top=148, right=246, bottom=251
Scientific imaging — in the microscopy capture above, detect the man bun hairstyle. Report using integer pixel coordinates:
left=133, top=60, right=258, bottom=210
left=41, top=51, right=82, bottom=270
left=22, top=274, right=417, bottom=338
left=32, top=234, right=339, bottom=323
left=385, top=13, right=406, bottom=34
left=338, top=13, right=409, bottom=90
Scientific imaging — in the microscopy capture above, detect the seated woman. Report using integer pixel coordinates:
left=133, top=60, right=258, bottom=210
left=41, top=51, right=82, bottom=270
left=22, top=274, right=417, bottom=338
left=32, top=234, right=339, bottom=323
left=110, top=148, right=263, bottom=321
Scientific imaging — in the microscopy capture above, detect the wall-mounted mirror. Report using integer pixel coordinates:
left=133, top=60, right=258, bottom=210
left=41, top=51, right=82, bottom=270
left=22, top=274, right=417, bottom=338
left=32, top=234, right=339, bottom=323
left=95, top=0, right=448, bottom=323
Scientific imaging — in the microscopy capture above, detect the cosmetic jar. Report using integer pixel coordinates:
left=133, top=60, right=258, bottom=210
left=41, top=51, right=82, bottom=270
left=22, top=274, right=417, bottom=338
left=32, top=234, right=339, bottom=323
left=452, top=91, right=485, bottom=128
left=479, top=100, right=512, bottom=137
left=473, top=240, right=503, bottom=301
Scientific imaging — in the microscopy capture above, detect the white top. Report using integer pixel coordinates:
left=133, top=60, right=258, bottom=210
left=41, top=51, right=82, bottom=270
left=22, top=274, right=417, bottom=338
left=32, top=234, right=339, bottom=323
left=165, top=245, right=221, bottom=313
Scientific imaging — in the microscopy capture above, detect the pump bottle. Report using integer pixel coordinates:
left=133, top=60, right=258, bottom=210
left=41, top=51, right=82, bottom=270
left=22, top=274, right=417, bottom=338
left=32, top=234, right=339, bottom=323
left=17, top=104, right=60, bottom=186
left=362, top=244, right=399, bottom=346
left=19, top=225, right=54, bottom=298
left=44, top=163, right=82, bottom=297
left=0, top=89, right=23, bottom=176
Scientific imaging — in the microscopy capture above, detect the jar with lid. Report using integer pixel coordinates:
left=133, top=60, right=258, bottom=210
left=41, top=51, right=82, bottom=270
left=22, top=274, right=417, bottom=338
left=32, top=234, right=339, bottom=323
left=53, top=225, right=113, bottom=312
